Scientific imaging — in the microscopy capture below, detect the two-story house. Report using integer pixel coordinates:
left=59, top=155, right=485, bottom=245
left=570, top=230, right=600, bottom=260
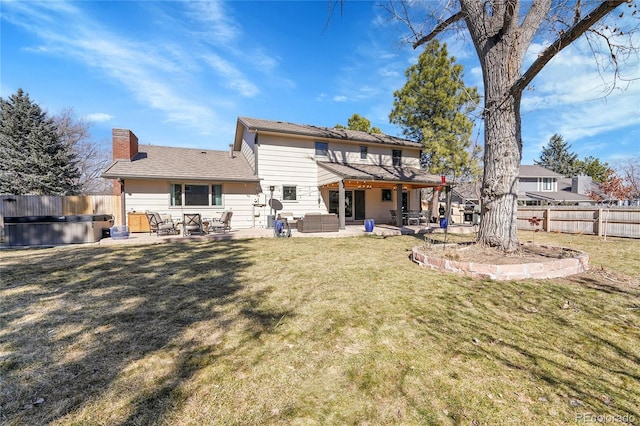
left=101, top=117, right=445, bottom=229
left=519, top=165, right=596, bottom=205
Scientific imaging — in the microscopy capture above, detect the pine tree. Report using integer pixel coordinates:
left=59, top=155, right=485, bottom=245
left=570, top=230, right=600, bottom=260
left=535, top=134, right=579, bottom=177
left=575, top=156, right=610, bottom=183
left=389, top=40, right=480, bottom=176
left=335, top=113, right=382, bottom=133
left=0, top=89, right=80, bottom=195
left=389, top=40, right=480, bottom=219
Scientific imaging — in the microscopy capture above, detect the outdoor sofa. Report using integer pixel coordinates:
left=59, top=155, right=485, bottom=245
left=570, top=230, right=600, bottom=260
left=296, top=213, right=339, bottom=233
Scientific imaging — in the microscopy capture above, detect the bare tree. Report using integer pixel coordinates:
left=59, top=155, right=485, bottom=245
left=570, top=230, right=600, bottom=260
left=588, top=168, right=633, bottom=240
left=380, top=0, right=638, bottom=252
left=617, top=155, right=640, bottom=203
left=53, top=109, right=112, bottom=194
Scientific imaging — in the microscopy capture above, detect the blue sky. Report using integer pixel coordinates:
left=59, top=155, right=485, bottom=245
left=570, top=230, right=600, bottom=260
left=1, top=0, right=638, bottom=165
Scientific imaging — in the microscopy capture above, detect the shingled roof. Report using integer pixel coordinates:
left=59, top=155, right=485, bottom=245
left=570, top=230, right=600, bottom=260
left=519, top=165, right=563, bottom=178
left=317, top=162, right=442, bottom=186
left=236, top=117, right=422, bottom=148
left=102, top=145, right=259, bottom=182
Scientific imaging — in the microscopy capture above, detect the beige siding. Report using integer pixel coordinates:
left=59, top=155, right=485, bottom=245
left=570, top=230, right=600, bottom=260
left=241, top=128, right=257, bottom=173
left=251, top=135, right=425, bottom=221
left=366, top=188, right=397, bottom=224
left=257, top=135, right=326, bottom=217
left=318, top=166, right=338, bottom=186
left=123, top=179, right=260, bottom=229
left=321, top=140, right=421, bottom=167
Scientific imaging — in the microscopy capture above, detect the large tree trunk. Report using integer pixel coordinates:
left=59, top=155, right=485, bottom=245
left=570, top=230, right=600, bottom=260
left=460, top=0, right=535, bottom=253
left=477, top=88, right=522, bottom=252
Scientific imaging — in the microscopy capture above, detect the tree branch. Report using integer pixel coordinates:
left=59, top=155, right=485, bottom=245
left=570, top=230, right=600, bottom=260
left=514, top=0, right=629, bottom=94
left=413, top=11, right=465, bottom=49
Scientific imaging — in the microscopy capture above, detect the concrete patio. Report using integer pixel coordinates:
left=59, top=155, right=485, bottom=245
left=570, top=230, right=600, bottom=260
left=97, top=223, right=478, bottom=247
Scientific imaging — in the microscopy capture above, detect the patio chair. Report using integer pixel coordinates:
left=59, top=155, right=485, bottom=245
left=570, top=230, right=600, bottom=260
left=209, top=211, right=233, bottom=233
left=407, top=211, right=421, bottom=226
left=146, top=211, right=178, bottom=236
left=390, top=210, right=398, bottom=225
left=419, top=211, right=429, bottom=225
left=182, top=213, right=203, bottom=236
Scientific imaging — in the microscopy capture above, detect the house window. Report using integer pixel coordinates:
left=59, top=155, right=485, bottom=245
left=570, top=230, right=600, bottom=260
left=315, top=141, right=328, bottom=156
left=185, top=184, right=209, bottom=206
left=542, top=178, right=553, bottom=191
left=170, top=183, right=223, bottom=206
left=283, top=185, right=297, bottom=201
left=212, top=184, right=223, bottom=206
left=360, top=145, right=367, bottom=160
left=170, top=183, right=183, bottom=206
left=392, top=149, right=402, bottom=166
left=382, top=189, right=392, bottom=201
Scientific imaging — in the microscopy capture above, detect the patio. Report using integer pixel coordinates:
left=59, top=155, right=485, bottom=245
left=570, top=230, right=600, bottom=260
left=97, top=223, right=477, bottom=247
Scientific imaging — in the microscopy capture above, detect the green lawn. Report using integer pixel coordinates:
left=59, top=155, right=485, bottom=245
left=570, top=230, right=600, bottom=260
left=1, top=232, right=638, bottom=425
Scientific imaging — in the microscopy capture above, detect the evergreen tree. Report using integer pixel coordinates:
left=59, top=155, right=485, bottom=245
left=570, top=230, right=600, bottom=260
left=534, top=134, right=579, bottom=177
left=335, top=113, right=382, bottom=133
left=389, top=40, right=480, bottom=218
left=389, top=40, right=480, bottom=176
left=575, top=156, right=610, bottom=183
left=0, top=89, right=80, bottom=195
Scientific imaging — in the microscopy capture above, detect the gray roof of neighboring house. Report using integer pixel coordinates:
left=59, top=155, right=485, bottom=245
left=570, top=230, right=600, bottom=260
left=101, top=145, right=259, bottom=182
left=519, top=165, right=564, bottom=178
left=237, top=116, right=422, bottom=148
left=521, top=191, right=595, bottom=202
left=453, top=168, right=597, bottom=203
left=317, top=162, right=443, bottom=185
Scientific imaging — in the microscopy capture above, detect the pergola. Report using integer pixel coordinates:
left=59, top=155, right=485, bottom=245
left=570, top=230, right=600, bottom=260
left=317, top=162, right=449, bottom=229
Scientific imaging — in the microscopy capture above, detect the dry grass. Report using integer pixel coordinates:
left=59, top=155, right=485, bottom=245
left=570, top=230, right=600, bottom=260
left=1, top=233, right=639, bottom=425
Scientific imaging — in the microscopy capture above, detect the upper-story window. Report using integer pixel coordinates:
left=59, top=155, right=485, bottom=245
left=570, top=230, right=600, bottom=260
left=315, top=141, right=328, bottom=156
left=392, top=149, right=402, bottom=166
left=360, top=145, right=368, bottom=160
left=542, top=178, right=554, bottom=191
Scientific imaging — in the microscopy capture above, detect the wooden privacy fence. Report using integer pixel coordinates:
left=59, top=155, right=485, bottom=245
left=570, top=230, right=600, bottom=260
left=1, top=195, right=122, bottom=240
left=518, top=206, right=640, bottom=239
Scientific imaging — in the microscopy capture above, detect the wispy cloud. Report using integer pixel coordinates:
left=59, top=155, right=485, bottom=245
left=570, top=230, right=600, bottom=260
left=184, top=1, right=240, bottom=44
left=201, top=53, right=259, bottom=97
left=519, top=33, right=640, bottom=162
left=83, top=113, right=113, bottom=123
left=1, top=1, right=232, bottom=135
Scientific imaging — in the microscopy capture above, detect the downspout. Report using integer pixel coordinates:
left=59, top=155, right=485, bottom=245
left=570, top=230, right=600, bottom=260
left=119, top=179, right=126, bottom=226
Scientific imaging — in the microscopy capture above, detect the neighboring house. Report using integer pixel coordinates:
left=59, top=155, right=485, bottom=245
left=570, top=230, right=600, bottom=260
left=452, top=164, right=598, bottom=208
left=519, top=165, right=597, bottom=205
left=102, top=117, right=445, bottom=229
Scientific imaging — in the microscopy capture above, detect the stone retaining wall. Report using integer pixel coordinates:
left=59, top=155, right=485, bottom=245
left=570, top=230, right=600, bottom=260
left=411, top=244, right=589, bottom=281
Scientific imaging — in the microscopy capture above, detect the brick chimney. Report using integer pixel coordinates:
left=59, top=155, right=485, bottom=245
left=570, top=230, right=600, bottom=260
left=112, top=129, right=139, bottom=160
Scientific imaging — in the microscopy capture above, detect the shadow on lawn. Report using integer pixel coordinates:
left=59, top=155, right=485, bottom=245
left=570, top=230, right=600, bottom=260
left=0, top=240, right=291, bottom=425
left=413, top=274, right=640, bottom=420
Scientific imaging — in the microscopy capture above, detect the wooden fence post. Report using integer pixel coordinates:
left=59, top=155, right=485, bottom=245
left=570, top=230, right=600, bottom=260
left=597, top=209, right=603, bottom=237
left=544, top=208, right=551, bottom=232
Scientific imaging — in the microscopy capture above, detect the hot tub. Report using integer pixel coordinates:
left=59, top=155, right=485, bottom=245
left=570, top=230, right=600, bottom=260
left=3, top=214, right=114, bottom=247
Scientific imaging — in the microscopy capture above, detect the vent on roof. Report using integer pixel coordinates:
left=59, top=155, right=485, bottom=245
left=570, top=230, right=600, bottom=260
left=200, top=151, right=207, bottom=154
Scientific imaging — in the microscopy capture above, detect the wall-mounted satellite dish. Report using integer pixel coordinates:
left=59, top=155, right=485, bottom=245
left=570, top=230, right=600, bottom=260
left=268, top=198, right=283, bottom=212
